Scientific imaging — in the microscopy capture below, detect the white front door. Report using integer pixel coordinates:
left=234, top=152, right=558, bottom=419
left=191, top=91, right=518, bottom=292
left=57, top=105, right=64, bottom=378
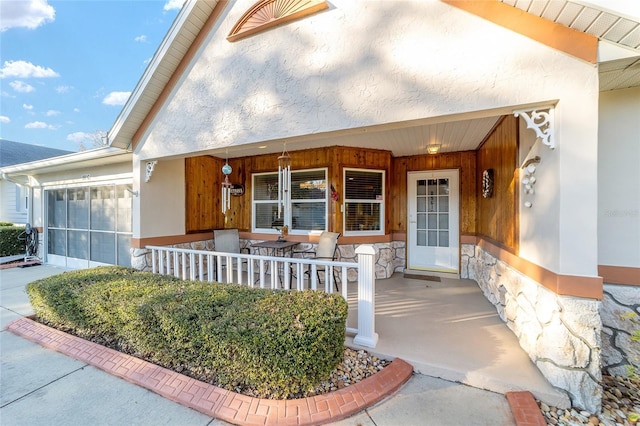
left=407, top=170, right=459, bottom=273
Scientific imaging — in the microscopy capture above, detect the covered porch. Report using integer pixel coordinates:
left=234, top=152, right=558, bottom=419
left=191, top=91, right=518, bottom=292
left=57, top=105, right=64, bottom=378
left=346, top=272, right=570, bottom=408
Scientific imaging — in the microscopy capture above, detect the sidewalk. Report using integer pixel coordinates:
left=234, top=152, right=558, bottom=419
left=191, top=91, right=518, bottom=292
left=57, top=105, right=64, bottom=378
left=1, top=265, right=518, bottom=426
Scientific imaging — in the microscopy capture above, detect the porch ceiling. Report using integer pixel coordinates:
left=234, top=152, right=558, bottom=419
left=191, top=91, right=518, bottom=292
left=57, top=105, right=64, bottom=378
left=210, top=114, right=503, bottom=160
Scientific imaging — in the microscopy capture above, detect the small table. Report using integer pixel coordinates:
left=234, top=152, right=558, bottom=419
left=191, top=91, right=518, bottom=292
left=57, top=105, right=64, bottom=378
left=251, top=240, right=299, bottom=286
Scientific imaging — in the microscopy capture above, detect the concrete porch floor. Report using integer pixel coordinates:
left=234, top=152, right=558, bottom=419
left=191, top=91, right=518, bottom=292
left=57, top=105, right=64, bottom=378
left=345, top=273, right=570, bottom=409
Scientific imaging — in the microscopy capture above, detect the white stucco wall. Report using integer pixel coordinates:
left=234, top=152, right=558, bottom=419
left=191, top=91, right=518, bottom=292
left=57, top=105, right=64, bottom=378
left=135, top=0, right=600, bottom=275
left=134, top=156, right=185, bottom=239
left=598, top=86, right=640, bottom=268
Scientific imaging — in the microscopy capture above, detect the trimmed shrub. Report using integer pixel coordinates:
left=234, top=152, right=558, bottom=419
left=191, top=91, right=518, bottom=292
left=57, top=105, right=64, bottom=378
left=0, top=226, right=26, bottom=257
left=26, top=266, right=348, bottom=398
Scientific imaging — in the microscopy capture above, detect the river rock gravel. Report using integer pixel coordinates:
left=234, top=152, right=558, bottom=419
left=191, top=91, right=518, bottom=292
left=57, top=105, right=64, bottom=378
left=538, top=373, right=640, bottom=426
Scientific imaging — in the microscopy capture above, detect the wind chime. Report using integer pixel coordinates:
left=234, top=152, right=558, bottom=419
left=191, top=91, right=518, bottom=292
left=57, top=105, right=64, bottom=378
left=221, top=155, right=232, bottom=215
left=277, top=143, right=291, bottom=221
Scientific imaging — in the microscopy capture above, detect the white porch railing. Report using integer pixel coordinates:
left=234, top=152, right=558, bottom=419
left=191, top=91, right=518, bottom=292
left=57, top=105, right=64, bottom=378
left=145, top=244, right=378, bottom=348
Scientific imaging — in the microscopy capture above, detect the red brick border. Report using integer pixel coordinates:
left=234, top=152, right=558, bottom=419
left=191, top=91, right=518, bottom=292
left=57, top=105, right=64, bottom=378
left=506, top=391, right=547, bottom=426
left=6, top=317, right=413, bottom=425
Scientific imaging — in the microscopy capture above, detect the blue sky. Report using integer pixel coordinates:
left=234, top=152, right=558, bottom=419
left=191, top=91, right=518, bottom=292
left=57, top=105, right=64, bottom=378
left=0, top=0, right=183, bottom=152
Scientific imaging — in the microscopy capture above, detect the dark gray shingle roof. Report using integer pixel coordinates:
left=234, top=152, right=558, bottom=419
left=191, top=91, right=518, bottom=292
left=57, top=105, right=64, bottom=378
left=0, top=139, right=74, bottom=168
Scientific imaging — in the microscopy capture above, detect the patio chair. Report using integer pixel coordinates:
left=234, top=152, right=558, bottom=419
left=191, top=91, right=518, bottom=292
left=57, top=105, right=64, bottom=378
left=213, top=229, right=249, bottom=281
left=295, top=231, right=341, bottom=291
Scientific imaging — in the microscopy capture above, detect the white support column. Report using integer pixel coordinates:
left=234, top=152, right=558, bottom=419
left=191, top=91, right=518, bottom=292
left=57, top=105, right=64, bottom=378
left=353, top=245, right=378, bottom=348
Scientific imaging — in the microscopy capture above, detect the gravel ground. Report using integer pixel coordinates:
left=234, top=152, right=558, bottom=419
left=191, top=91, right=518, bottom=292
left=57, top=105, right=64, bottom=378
left=538, top=373, right=639, bottom=426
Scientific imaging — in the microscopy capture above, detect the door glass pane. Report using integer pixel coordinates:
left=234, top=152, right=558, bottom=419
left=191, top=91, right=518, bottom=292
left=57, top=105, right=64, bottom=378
left=439, top=231, right=449, bottom=247
left=439, top=214, right=449, bottom=230
left=91, top=232, right=115, bottom=264
left=68, top=230, right=88, bottom=259
left=417, top=180, right=426, bottom=195
left=417, top=213, right=426, bottom=229
left=427, top=179, right=437, bottom=196
left=440, top=196, right=449, bottom=213
left=67, top=188, right=89, bottom=229
left=428, top=213, right=437, bottom=229
left=417, top=230, right=426, bottom=246
left=428, top=230, right=437, bottom=246
left=438, top=178, right=449, bottom=195
left=417, top=197, right=426, bottom=212
left=428, top=196, right=437, bottom=212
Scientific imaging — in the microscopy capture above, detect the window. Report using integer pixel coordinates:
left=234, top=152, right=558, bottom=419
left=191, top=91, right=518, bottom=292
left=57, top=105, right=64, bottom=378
left=253, top=168, right=327, bottom=233
left=343, top=169, right=385, bottom=236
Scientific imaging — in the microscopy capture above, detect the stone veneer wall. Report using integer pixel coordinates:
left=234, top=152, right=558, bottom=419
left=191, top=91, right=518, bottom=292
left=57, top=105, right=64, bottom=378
left=131, top=239, right=406, bottom=280
left=601, top=284, right=640, bottom=377
left=461, top=244, right=602, bottom=413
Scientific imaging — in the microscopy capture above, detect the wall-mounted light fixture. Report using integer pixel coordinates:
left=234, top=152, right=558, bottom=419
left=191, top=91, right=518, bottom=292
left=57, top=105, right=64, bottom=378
left=426, top=143, right=441, bottom=155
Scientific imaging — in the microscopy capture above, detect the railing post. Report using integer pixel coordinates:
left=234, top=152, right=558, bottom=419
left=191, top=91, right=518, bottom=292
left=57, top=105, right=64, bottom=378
left=353, top=245, right=378, bottom=348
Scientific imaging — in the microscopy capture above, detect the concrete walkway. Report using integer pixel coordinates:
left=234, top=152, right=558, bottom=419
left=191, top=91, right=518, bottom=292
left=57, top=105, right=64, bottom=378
left=1, top=265, right=517, bottom=425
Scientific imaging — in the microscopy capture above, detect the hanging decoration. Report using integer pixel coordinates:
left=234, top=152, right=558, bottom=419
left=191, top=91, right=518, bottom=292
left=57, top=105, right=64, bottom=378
left=221, top=155, right=232, bottom=214
left=277, top=143, right=292, bottom=220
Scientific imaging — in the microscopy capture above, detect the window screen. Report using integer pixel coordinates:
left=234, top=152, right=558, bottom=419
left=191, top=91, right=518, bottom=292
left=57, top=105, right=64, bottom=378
left=253, top=169, right=327, bottom=232
left=344, top=169, right=384, bottom=235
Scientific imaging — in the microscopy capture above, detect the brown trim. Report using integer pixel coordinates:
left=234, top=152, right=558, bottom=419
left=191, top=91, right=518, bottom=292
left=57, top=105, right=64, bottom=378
left=131, top=1, right=228, bottom=150
left=473, top=237, right=603, bottom=299
left=442, top=0, right=598, bottom=64
left=598, top=265, right=640, bottom=286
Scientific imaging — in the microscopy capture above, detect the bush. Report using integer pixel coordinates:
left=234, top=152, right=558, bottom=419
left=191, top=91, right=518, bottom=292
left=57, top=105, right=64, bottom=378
left=0, top=226, right=26, bottom=257
left=26, top=266, right=348, bottom=398
left=0, top=222, right=14, bottom=227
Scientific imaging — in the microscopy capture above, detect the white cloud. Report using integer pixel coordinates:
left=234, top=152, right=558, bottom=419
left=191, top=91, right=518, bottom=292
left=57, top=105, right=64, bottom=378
left=46, top=109, right=60, bottom=116
left=25, top=120, right=58, bottom=130
left=0, top=116, right=10, bottom=124
left=10, top=81, right=35, bottom=93
left=102, top=91, right=131, bottom=106
left=23, top=103, right=34, bottom=110
left=25, top=121, right=47, bottom=129
left=66, top=131, right=92, bottom=143
left=0, top=0, right=55, bottom=32
left=56, top=85, right=72, bottom=93
left=163, top=0, right=185, bottom=11
left=135, top=34, right=147, bottom=43
left=73, top=108, right=80, bottom=113
left=0, top=60, right=59, bottom=79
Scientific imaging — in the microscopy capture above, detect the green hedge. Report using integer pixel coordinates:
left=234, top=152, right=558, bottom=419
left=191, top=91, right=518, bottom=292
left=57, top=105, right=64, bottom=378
left=0, top=226, right=26, bottom=257
left=26, top=266, right=348, bottom=398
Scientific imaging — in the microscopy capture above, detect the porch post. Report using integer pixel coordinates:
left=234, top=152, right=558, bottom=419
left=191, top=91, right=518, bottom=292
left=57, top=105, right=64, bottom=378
left=353, top=245, right=378, bottom=348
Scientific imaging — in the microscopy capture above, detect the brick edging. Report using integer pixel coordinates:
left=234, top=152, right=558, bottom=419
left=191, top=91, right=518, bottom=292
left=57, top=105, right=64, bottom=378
left=6, top=317, right=413, bottom=425
left=506, top=391, right=547, bottom=426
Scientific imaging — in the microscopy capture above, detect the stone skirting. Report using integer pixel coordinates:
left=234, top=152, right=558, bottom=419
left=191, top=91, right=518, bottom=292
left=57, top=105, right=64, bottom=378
left=461, top=244, right=602, bottom=413
left=132, top=239, right=407, bottom=280
left=600, top=284, right=640, bottom=377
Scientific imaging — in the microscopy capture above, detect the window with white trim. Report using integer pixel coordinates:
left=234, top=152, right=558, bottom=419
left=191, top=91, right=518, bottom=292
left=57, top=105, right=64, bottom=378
left=343, top=168, right=385, bottom=236
left=253, top=168, right=327, bottom=233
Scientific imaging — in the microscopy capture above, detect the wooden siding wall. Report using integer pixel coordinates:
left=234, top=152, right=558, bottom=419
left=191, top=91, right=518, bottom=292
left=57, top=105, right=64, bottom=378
left=476, top=116, right=519, bottom=251
left=184, top=147, right=392, bottom=235
left=390, top=152, right=477, bottom=235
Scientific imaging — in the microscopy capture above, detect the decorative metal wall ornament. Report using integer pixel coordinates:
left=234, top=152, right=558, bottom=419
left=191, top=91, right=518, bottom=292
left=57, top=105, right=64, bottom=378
left=521, top=156, right=541, bottom=207
left=482, top=169, right=494, bottom=198
left=221, top=157, right=233, bottom=215
left=145, top=160, right=157, bottom=182
left=513, top=106, right=555, bottom=149
left=277, top=143, right=292, bottom=220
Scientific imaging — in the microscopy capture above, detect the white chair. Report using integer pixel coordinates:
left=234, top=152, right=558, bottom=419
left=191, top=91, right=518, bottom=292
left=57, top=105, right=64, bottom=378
left=213, top=229, right=248, bottom=281
left=296, top=231, right=341, bottom=290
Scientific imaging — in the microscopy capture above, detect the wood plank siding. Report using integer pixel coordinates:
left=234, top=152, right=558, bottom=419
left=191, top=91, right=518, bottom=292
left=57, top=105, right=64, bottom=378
left=476, top=116, right=519, bottom=252
left=184, top=116, right=519, bottom=252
